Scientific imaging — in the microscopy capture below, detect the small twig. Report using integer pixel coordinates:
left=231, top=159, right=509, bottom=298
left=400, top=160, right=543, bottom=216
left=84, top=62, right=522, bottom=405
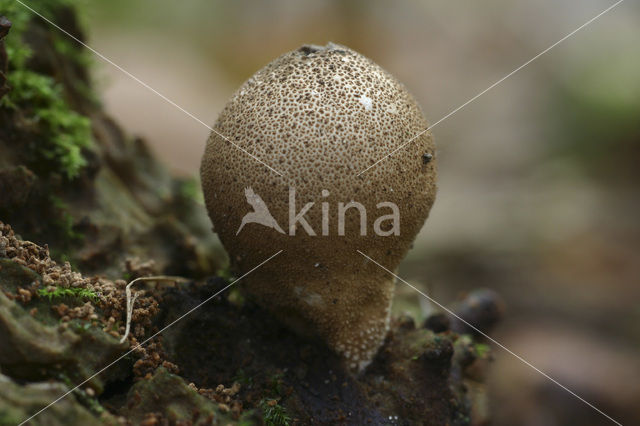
left=119, top=276, right=189, bottom=344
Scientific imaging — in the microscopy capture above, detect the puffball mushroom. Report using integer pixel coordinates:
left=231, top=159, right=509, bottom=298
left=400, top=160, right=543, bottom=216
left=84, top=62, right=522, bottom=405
left=201, top=43, right=437, bottom=371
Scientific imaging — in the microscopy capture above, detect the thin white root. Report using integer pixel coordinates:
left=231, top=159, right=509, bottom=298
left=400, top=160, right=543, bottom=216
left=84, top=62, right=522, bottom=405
left=119, top=276, right=189, bottom=344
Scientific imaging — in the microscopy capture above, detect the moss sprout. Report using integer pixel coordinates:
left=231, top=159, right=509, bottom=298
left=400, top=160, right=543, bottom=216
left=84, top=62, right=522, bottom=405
left=259, top=399, right=291, bottom=426
left=37, top=286, right=99, bottom=303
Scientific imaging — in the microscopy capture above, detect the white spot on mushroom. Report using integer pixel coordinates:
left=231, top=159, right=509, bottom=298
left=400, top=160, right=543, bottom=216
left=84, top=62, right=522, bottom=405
left=294, top=286, right=324, bottom=307
left=359, top=95, right=373, bottom=111
left=304, top=293, right=323, bottom=306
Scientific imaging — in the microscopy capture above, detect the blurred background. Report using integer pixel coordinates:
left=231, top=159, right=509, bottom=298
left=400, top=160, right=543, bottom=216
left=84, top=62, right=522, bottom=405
left=81, top=0, right=639, bottom=424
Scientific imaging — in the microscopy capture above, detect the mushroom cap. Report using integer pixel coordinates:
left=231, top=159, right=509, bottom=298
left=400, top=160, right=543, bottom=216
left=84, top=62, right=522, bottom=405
left=201, top=43, right=437, bottom=370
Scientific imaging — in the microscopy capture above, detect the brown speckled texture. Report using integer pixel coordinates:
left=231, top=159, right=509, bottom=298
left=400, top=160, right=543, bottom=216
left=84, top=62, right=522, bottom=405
left=201, top=43, right=437, bottom=371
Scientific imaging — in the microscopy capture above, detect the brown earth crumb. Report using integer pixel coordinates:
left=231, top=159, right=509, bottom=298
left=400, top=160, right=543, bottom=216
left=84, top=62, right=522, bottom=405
left=52, top=303, right=69, bottom=317
left=51, top=301, right=97, bottom=321
left=140, top=412, right=163, bottom=426
left=0, top=222, right=93, bottom=294
left=192, top=382, right=244, bottom=419
left=224, top=382, right=241, bottom=397
left=16, top=287, right=32, bottom=303
left=132, top=339, right=179, bottom=379
left=230, top=400, right=243, bottom=419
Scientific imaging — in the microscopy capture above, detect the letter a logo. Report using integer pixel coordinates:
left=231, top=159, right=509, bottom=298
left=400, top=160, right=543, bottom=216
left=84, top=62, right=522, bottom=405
left=236, top=187, right=285, bottom=235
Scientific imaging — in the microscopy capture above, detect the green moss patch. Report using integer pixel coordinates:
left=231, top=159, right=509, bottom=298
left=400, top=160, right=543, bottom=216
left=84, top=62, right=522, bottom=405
left=37, top=286, right=99, bottom=303
left=0, top=0, right=93, bottom=179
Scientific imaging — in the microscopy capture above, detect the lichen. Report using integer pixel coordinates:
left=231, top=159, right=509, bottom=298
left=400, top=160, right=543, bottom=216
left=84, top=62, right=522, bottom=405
left=0, top=0, right=94, bottom=179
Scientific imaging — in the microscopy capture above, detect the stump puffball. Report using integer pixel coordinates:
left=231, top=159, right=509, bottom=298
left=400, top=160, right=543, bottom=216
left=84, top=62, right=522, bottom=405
left=201, top=43, right=437, bottom=371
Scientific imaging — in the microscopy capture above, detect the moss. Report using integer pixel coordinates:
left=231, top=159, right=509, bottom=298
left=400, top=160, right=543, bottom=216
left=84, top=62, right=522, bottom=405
left=69, top=319, right=93, bottom=332
left=0, top=261, right=127, bottom=391
left=121, top=367, right=243, bottom=425
left=58, top=373, right=105, bottom=416
left=3, top=70, right=93, bottom=179
left=37, top=286, right=99, bottom=303
left=217, top=265, right=235, bottom=281
left=259, top=399, right=291, bottom=426
left=0, top=0, right=94, bottom=180
left=227, top=287, right=245, bottom=307
left=474, top=343, right=490, bottom=359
